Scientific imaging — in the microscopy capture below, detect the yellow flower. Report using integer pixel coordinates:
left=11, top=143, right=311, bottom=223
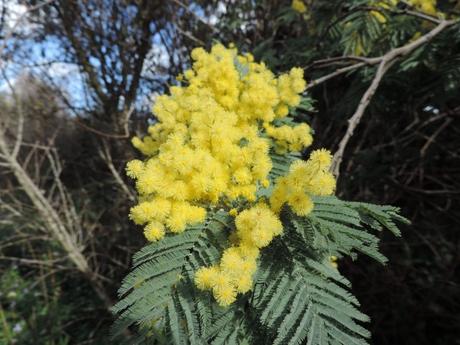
left=229, top=208, right=238, bottom=217
left=220, top=248, right=244, bottom=274
left=126, top=160, right=144, bottom=178
left=235, top=275, right=253, bottom=293
left=309, top=148, right=333, bottom=170
left=144, top=222, right=165, bottom=242
left=288, top=192, right=314, bottom=216
left=129, top=202, right=156, bottom=225
left=270, top=149, right=336, bottom=217
left=213, top=282, right=237, bottom=306
left=194, top=266, right=219, bottom=290
left=292, top=0, right=307, bottom=13
left=235, top=203, right=283, bottom=248
left=408, top=0, right=438, bottom=15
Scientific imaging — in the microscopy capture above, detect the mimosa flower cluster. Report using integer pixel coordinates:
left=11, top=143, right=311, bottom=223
left=195, top=148, right=335, bottom=306
left=291, top=0, right=307, bottom=13
left=270, top=149, right=335, bottom=216
left=127, top=44, right=309, bottom=240
left=407, top=0, right=438, bottom=15
left=371, top=0, right=438, bottom=22
left=127, top=44, right=336, bottom=306
left=195, top=203, right=282, bottom=306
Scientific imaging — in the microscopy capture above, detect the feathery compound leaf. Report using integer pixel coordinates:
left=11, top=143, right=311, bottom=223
left=252, top=259, right=370, bottom=345
left=248, top=195, right=407, bottom=345
left=290, top=196, right=410, bottom=264
left=111, top=211, right=233, bottom=343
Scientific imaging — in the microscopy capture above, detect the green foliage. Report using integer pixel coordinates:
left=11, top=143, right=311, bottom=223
left=0, top=265, right=118, bottom=345
left=0, top=269, right=71, bottom=345
left=112, top=192, right=408, bottom=344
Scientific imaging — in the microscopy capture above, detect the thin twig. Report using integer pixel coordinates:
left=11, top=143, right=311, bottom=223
left=420, top=118, right=453, bottom=157
left=306, top=61, right=368, bottom=90
left=0, top=0, right=55, bottom=59
left=170, top=0, right=218, bottom=33
left=98, top=139, right=135, bottom=201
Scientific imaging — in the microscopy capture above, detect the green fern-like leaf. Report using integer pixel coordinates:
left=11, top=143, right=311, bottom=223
left=248, top=195, right=409, bottom=345
left=251, top=259, right=370, bottom=345
left=111, top=210, right=233, bottom=344
left=113, top=194, right=408, bottom=345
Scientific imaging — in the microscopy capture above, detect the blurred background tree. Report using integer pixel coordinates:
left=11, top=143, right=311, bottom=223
left=0, top=0, right=459, bottom=344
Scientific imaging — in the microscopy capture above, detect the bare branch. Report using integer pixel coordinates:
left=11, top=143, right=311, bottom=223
left=306, top=62, right=367, bottom=90
left=331, top=59, right=395, bottom=176
left=420, top=118, right=453, bottom=157
left=0, top=115, right=113, bottom=310
left=330, top=18, right=459, bottom=178
left=98, top=139, right=136, bottom=201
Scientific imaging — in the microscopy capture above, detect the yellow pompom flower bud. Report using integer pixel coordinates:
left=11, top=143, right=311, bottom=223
left=220, top=248, right=244, bottom=274
left=288, top=192, right=314, bottom=216
left=144, top=221, right=165, bottom=242
left=229, top=208, right=238, bottom=217
left=235, top=275, right=253, bottom=293
left=310, top=148, right=333, bottom=170
left=129, top=202, right=156, bottom=225
left=291, top=0, right=307, bottom=13
left=126, top=160, right=144, bottom=179
left=194, top=266, right=219, bottom=290
left=330, top=256, right=338, bottom=269
left=213, top=282, right=237, bottom=307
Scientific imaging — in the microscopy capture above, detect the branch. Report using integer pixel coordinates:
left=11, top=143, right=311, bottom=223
left=330, top=18, right=458, bottom=178
left=0, top=91, right=113, bottom=311
left=306, top=61, right=367, bottom=90
left=331, top=59, right=395, bottom=176
left=98, top=139, right=136, bottom=201
left=0, top=0, right=55, bottom=59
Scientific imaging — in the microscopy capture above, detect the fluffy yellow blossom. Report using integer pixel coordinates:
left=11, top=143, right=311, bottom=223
left=125, top=160, right=144, bottom=178
left=292, top=0, right=307, bottom=13
left=129, top=201, right=157, bottom=225
left=235, top=275, right=252, bottom=293
left=370, top=0, right=439, bottom=21
left=277, top=67, right=307, bottom=110
left=127, top=44, right=309, bottom=242
left=144, top=222, right=165, bottom=242
left=229, top=208, right=238, bottom=217
left=128, top=44, right=336, bottom=307
left=235, top=203, right=283, bottom=248
left=310, top=148, right=333, bottom=168
left=220, top=249, right=244, bottom=273
left=409, top=0, right=438, bottom=15
left=265, top=123, right=313, bottom=154
left=196, top=204, right=281, bottom=305
left=194, top=266, right=219, bottom=290
left=213, top=280, right=237, bottom=306
left=270, top=149, right=336, bottom=216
